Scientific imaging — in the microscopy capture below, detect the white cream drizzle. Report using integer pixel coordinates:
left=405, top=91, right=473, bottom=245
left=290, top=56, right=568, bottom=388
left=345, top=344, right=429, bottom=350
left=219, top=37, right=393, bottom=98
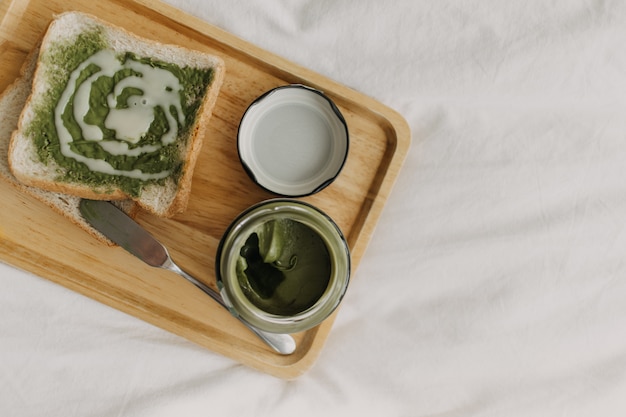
left=54, top=49, right=186, bottom=180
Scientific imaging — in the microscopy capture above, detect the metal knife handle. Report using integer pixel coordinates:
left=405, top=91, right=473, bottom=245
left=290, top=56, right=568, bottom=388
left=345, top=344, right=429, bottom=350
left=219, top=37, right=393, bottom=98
left=163, top=258, right=296, bottom=355
left=79, top=199, right=296, bottom=355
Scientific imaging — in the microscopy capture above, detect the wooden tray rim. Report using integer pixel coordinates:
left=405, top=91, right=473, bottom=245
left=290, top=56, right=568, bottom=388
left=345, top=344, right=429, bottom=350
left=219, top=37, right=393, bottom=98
left=0, top=0, right=412, bottom=379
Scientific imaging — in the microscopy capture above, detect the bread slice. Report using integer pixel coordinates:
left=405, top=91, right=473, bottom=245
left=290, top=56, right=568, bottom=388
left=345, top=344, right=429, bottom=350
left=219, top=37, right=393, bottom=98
left=9, top=11, right=225, bottom=217
left=0, top=47, right=137, bottom=246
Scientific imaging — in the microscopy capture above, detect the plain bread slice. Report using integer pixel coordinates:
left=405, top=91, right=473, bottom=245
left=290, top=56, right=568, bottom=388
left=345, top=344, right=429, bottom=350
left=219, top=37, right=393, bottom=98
left=0, top=47, right=137, bottom=246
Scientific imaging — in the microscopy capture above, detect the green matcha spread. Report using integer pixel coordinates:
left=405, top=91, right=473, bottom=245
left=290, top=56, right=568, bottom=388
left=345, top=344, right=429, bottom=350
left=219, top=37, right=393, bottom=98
left=26, top=29, right=215, bottom=197
left=236, top=219, right=331, bottom=316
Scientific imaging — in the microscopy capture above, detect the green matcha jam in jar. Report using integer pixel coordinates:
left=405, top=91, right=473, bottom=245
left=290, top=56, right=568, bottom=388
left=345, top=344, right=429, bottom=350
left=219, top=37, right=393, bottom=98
left=216, top=199, right=350, bottom=334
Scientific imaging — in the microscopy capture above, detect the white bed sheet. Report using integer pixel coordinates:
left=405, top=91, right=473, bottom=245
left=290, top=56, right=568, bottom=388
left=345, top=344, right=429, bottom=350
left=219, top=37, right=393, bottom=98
left=3, top=0, right=626, bottom=415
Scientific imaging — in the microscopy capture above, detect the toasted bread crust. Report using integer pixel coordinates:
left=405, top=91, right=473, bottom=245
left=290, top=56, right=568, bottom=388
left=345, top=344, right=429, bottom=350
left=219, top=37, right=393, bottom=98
left=0, top=46, right=138, bottom=246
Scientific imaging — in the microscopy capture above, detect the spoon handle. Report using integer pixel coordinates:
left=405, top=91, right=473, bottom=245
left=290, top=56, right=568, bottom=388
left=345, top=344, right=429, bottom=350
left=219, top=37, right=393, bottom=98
left=163, top=258, right=296, bottom=355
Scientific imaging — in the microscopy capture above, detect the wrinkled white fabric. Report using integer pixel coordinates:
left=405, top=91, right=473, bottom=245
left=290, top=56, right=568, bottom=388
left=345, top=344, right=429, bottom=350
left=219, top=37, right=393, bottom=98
left=3, top=1, right=626, bottom=415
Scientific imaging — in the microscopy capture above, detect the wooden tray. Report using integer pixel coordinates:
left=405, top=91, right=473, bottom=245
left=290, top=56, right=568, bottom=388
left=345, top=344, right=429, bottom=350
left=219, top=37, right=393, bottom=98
left=0, top=0, right=410, bottom=378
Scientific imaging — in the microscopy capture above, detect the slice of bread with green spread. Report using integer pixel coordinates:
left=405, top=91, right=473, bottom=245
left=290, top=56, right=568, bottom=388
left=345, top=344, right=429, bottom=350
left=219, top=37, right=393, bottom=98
left=9, top=11, right=225, bottom=217
left=0, top=47, right=137, bottom=246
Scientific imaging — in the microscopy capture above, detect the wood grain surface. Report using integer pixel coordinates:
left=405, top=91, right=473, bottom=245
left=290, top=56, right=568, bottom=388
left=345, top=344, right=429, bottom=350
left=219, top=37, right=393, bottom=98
left=0, top=0, right=410, bottom=378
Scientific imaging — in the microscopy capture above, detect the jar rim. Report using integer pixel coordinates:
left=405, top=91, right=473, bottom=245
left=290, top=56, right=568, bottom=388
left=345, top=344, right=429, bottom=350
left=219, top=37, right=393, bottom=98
left=216, top=199, right=351, bottom=333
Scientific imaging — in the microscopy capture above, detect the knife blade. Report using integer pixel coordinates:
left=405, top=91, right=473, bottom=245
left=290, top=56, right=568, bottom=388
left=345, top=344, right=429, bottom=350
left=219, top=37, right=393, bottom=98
left=78, top=199, right=296, bottom=355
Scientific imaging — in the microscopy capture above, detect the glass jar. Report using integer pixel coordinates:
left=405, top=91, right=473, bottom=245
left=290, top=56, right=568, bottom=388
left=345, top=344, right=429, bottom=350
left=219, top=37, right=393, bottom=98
left=216, top=199, right=351, bottom=334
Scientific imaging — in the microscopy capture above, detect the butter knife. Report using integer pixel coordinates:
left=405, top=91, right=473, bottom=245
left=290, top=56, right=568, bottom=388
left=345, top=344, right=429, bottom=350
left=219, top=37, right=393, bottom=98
left=79, top=199, right=296, bottom=355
